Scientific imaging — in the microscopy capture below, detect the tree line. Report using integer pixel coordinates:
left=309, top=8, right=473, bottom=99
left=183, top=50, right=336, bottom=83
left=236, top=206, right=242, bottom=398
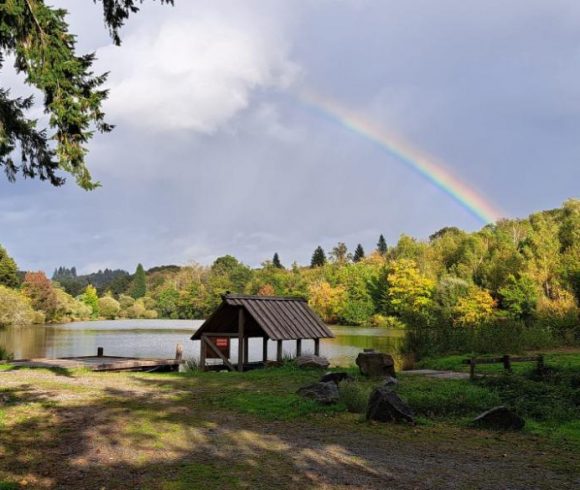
left=1, top=200, right=578, bottom=354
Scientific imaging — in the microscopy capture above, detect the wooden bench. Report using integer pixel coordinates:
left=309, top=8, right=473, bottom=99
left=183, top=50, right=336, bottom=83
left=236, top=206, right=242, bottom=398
left=463, top=354, right=544, bottom=380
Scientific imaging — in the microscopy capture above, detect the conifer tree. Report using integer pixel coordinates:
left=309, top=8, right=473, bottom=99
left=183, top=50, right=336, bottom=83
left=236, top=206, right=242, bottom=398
left=311, top=246, right=327, bottom=268
left=130, top=264, right=147, bottom=299
left=0, top=0, right=173, bottom=188
left=353, top=244, right=365, bottom=262
left=0, top=245, right=19, bottom=288
left=272, top=253, right=283, bottom=269
left=377, top=234, right=388, bottom=255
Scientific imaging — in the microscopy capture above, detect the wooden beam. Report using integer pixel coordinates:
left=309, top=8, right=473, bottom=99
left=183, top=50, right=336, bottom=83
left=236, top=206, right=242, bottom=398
left=203, top=336, right=235, bottom=371
left=296, top=339, right=302, bottom=357
left=238, top=307, right=245, bottom=372
left=202, top=332, right=240, bottom=338
left=277, top=340, right=283, bottom=362
left=262, top=337, right=268, bottom=363
left=314, top=338, right=320, bottom=356
left=97, top=347, right=104, bottom=357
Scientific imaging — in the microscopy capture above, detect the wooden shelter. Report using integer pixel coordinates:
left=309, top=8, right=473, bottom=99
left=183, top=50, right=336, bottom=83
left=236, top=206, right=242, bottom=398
left=191, top=294, right=334, bottom=371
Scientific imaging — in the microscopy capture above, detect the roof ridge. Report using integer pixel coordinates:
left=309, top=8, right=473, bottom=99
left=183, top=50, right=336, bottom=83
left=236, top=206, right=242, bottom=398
left=223, top=294, right=307, bottom=302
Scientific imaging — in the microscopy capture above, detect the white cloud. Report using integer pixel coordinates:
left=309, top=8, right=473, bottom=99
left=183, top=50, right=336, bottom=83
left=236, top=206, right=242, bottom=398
left=97, top=8, right=299, bottom=132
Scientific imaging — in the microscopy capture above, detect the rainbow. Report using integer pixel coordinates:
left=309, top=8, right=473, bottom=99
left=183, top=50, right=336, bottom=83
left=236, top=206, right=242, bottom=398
left=299, top=89, right=503, bottom=225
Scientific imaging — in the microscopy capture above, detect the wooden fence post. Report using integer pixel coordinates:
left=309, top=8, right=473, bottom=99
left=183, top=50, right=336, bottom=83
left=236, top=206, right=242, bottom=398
left=97, top=347, right=104, bottom=357
left=537, top=354, right=545, bottom=372
left=314, top=338, right=320, bottom=356
left=296, top=339, right=302, bottom=357
left=502, top=354, right=512, bottom=372
left=469, top=358, right=475, bottom=380
left=175, top=344, right=183, bottom=361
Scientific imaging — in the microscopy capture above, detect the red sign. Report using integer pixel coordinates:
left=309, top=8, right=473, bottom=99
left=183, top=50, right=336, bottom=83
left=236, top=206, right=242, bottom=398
left=207, top=337, right=230, bottom=359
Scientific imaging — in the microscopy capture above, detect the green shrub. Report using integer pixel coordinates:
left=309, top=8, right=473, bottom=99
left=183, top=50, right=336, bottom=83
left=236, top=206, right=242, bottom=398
left=98, top=296, right=121, bottom=319
left=339, top=381, right=371, bottom=413
left=0, top=346, right=13, bottom=361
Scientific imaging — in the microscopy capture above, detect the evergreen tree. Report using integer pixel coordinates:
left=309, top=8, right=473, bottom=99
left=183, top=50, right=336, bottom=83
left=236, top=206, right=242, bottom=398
left=377, top=234, right=388, bottom=255
left=0, top=0, right=173, bottom=188
left=0, top=245, right=19, bottom=288
left=311, top=246, right=327, bottom=268
left=130, top=264, right=147, bottom=299
left=272, top=253, right=283, bottom=269
left=353, top=244, right=365, bottom=262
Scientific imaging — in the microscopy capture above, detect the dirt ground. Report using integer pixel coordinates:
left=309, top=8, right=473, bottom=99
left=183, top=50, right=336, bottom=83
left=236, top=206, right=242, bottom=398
left=0, top=369, right=578, bottom=489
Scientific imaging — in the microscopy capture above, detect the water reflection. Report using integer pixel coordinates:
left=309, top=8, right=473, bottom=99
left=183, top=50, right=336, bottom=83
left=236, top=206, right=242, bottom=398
left=0, top=320, right=405, bottom=367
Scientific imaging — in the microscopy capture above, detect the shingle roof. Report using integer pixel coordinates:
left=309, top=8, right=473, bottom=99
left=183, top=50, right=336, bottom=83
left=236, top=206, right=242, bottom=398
left=192, top=294, right=334, bottom=341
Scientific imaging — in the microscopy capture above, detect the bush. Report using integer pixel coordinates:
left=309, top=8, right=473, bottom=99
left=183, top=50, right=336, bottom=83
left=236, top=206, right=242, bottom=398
left=366, top=314, right=406, bottom=329
left=0, top=345, right=13, bottom=361
left=403, top=316, right=559, bottom=359
left=339, top=381, right=371, bottom=413
left=143, top=309, right=158, bottom=319
left=0, top=286, right=36, bottom=327
left=98, top=296, right=121, bottom=319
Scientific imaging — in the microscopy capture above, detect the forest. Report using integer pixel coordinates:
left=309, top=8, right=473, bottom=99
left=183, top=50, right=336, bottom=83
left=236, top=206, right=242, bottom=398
left=1, top=199, right=578, bottom=356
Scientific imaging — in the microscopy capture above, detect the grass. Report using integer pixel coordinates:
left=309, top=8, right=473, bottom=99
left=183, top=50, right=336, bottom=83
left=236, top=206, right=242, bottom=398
left=0, top=354, right=578, bottom=488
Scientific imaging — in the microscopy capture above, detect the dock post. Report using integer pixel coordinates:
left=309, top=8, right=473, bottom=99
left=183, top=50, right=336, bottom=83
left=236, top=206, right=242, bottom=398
left=97, top=347, right=104, bottom=357
left=175, top=344, right=183, bottom=361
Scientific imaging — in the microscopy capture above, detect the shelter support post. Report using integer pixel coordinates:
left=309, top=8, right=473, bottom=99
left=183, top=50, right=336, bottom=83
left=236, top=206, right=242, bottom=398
left=244, top=337, right=249, bottom=364
left=277, top=340, right=283, bottom=362
left=238, top=308, right=245, bottom=372
left=262, top=337, right=268, bottom=363
left=296, top=339, right=302, bottom=357
left=314, top=338, right=320, bottom=356
left=200, top=339, right=207, bottom=372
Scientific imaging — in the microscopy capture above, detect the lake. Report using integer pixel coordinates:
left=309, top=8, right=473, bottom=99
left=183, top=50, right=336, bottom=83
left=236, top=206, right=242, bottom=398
left=0, top=320, right=405, bottom=367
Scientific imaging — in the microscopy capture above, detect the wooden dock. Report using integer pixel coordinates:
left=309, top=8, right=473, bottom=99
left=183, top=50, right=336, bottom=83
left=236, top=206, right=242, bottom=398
left=8, top=346, right=184, bottom=372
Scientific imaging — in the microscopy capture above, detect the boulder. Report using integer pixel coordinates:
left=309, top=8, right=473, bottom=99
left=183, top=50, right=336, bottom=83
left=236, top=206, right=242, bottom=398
left=366, top=386, right=415, bottom=424
left=295, top=355, right=330, bottom=369
left=297, top=381, right=339, bottom=405
left=383, top=376, right=398, bottom=386
left=472, top=406, right=525, bottom=431
left=356, top=350, right=396, bottom=378
left=319, top=372, right=353, bottom=385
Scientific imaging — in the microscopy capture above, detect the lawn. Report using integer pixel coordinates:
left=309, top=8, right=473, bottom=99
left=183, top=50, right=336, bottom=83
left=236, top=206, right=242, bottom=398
left=0, top=357, right=578, bottom=489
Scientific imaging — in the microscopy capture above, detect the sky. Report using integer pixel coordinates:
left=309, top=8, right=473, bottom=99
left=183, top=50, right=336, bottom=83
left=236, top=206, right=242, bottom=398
left=1, top=0, right=579, bottom=274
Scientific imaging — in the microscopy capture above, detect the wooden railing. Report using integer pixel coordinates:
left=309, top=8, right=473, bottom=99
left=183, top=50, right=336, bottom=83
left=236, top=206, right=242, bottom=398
left=462, top=354, right=544, bottom=380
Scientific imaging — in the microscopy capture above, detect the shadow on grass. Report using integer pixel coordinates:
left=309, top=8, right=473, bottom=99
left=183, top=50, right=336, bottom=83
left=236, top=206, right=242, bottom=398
left=0, top=370, right=578, bottom=489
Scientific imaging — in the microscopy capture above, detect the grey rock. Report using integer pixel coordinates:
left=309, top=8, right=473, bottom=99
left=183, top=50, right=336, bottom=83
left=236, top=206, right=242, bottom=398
left=472, top=406, right=525, bottom=431
left=295, top=355, right=330, bottom=369
left=319, top=372, right=353, bottom=385
left=356, top=351, right=396, bottom=378
left=297, top=381, right=340, bottom=404
left=366, top=386, right=415, bottom=424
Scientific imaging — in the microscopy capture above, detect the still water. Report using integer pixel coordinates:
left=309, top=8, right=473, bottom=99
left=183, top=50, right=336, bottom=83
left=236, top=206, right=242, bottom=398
left=0, top=320, right=405, bottom=367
